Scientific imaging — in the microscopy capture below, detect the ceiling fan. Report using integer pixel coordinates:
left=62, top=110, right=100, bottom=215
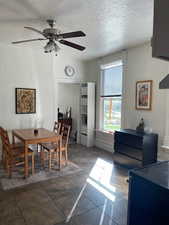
left=12, top=19, right=86, bottom=55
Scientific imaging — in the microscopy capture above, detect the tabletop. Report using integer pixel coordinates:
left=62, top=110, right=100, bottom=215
left=12, top=128, right=58, bottom=142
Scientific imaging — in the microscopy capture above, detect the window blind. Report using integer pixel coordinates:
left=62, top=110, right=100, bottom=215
left=100, top=64, right=123, bottom=97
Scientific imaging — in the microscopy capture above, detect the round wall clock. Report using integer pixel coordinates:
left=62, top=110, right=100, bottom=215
left=64, top=65, right=75, bottom=77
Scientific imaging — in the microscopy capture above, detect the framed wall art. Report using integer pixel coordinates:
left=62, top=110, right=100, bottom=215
left=135, top=80, right=152, bottom=110
left=15, top=88, right=36, bottom=114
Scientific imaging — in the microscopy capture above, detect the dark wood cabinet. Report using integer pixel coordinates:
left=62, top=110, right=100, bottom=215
left=152, top=0, right=169, bottom=60
left=114, top=129, right=158, bottom=166
left=127, top=162, right=169, bottom=225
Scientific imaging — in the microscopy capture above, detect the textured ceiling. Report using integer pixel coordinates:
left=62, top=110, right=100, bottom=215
left=0, top=0, right=153, bottom=60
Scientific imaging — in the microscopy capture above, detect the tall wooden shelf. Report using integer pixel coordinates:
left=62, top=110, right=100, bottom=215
left=78, top=82, right=95, bottom=147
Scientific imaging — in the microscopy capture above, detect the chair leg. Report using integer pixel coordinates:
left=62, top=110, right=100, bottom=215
left=5, top=158, right=8, bottom=172
left=56, top=151, right=59, bottom=165
left=65, top=149, right=68, bottom=165
left=49, top=151, right=52, bottom=170
left=40, top=147, right=45, bottom=167
left=2, top=150, right=4, bottom=165
left=40, top=145, right=42, bottom=161
left=3, top=152, right=6, bottom=170
left=32, top=153, right=35, bottom=175
left=6, top=158, right=10, bottom=176
left=9, top=159, right=13, bottom=178
left=59, top=150, right=62, bottom=170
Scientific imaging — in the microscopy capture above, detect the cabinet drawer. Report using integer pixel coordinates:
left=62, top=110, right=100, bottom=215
left=115, top=132, right=143, bottom=149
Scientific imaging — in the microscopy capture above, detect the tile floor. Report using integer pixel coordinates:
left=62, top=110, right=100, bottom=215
left=0, top=144, right=129, bottom=225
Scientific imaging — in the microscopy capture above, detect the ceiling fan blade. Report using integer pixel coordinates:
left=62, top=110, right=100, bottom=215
left=12, top=38, right=46, bottom=44
left=59, top=40, right=85, bottom=51
left=58, top=31, right=86, bottom=39
left=24, top=26, right=44, bottom=36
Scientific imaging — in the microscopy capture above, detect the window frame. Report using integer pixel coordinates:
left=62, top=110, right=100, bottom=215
left=100, top=60, right=123, bottom=132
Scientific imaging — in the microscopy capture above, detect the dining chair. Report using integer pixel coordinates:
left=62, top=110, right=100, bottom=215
left=0, top=127, right=5, bottom=169
left=0, top=127, right=24, bottom=169
left=59, top=124, right=71, bottom=166
left=53, top=121, right=62, bottom=134
left=41, top=124, right=71, bottom=170
left=0, top=127, right=34, bottom=178
left=38, top=121, right=61, bottom=163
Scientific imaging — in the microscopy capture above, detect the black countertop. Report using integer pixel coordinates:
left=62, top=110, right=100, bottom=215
left=117, top=129, right=157, bottom=137
left=130, top=161, right=169, bottom=190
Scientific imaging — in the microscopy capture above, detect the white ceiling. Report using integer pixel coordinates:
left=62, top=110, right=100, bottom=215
left=0, top=0, right=154, bottom=60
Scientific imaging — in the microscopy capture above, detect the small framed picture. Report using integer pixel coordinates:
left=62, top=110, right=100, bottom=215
left=136, top=80, right=152, bottom=110
left=15, top=88, right=36, bottom=114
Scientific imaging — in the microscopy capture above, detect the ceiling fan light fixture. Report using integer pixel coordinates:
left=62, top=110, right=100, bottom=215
left=44, top=40, right=60, bottom=54
left=44, top=40, right=54, bottom=53
left=54, top=42, right=60, bottom=52
left=12, top=20, right=86, bottom=54
left=44, top=49, right=52, bottom=53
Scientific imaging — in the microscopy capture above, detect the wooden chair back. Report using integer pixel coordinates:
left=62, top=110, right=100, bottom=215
left=0, top=127, right=2, bottom=136
left=53, top=122, right=61, bottom=135
left=0, top=127, right=11, bottom=157
left=1, top=127, right=13, bottom=167
left=0, top=127, right=4, bottom=158
left=0, top=127, right=3, bottom=146
left=0, top=127, right=4, bottom=143
left=61, top=124, right=71, bottom=149
left=0, top=127, right=35, bottom=177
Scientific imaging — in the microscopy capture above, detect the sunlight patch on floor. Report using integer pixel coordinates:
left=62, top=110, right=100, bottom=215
left=87, top=158, right=116, bottom=202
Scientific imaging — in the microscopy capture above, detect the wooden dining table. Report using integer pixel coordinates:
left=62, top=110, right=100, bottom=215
left=12, top=128, right=61, bottom=178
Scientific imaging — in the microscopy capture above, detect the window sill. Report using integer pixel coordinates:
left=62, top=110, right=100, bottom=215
left=95, top=129, right=115, bottom=136
left=161, top=145, right=169, bottom=151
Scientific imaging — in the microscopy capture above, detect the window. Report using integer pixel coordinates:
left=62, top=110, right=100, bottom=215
left=100, top=61, right=123, bottom=132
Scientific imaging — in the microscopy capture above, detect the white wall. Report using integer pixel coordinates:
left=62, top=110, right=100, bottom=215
left=86, top=42, right=169, bottom=158
left=52, top=50, right=86, bottom=131
left=58, top=83, right=80, bottom=136
left=53, top=50, right=86, bottom=84
left=0, top=43, right=86, bottom=157
left=0, top=44, right=53, bottom=130
left=124, top=44, right=168, bottom=146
